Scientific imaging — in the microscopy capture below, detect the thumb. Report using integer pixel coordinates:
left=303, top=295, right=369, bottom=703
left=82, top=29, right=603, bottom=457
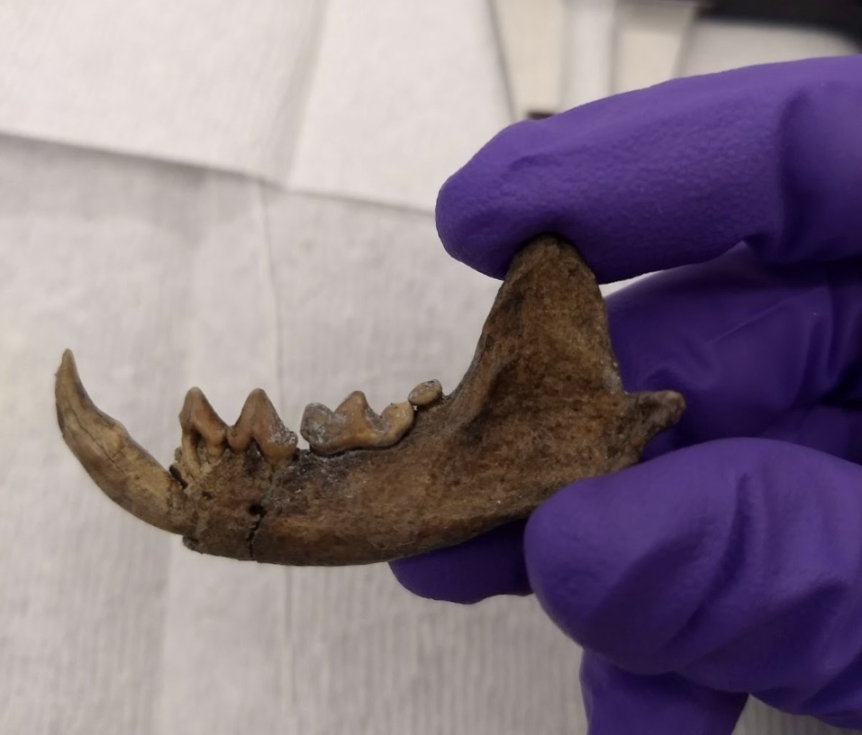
left=524, top=437, right=862, bottom=727
left=580, top=651, right=745, bottom=735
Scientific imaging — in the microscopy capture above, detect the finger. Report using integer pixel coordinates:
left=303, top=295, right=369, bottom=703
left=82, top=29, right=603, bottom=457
left=604, top=248, right=862, bottom=458
left=389, top=521, right=529, bottom=603
left=435, top=56, right=862, bottom=282
left=580, top=652, right=746, bottom=735
left=525, top=438, right=862, bottom=727
left=758, top=404, right=862, bottom=466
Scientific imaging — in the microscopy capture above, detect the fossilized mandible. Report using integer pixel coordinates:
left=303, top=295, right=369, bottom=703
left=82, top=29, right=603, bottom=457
left=55, top=236, right=684, bottom=566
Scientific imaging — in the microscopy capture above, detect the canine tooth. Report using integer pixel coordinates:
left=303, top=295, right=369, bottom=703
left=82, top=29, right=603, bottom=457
left=300, top=391, right=415, bottom=456
left=408, top=379, right=443, bottom=407
left=227, top=389, right=298, bottom=463
left=54, top=350, right=193, bottom=535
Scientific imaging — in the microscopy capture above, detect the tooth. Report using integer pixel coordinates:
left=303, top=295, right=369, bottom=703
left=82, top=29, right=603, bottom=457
left=178, top=388, right=226, bottom=476
left=54, top=350, right=193, bottom=535
left=300, top=390, right=415, bottom=455
left=381, top=402, right=415, bottom=433
left=179, top=388, right=228, bottom=464
left=408, top=379, right=443, bottom=408
left=227, top=389, right=298, bottom=464
left=299, top=403, right=337, bottom=450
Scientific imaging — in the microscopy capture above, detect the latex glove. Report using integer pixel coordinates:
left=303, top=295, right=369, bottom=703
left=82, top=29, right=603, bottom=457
left=390, top=55, right=862, bottom=733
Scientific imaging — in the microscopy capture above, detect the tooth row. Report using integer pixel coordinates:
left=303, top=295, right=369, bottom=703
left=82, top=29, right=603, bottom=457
left=179, top=387, right=298, bottom=465
left=180, top=378, right=444, bottom=462
left=300, top=379, right=443, bottom=456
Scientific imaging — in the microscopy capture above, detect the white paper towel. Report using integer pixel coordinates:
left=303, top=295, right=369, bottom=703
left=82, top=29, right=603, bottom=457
left=0, top=0, right=322, bottom=182
left=287, top=0, right=510, bottom=211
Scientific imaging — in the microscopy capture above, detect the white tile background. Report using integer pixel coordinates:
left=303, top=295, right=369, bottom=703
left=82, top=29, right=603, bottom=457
left=0, top=2, right=859, bottom=734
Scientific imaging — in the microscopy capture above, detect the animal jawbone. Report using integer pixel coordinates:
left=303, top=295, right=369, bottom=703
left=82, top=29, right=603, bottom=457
left=54, top=236, right=684, bottom=566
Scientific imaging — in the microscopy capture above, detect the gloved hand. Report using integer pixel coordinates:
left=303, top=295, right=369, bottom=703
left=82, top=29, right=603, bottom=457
left=390, top=55, right=862, bottom=734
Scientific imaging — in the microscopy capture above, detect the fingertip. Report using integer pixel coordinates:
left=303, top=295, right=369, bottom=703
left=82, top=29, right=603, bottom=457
left=522, top=442, right=745, bottom=670
left=435, top=119, right=572, bottom=280
left=524, top=436, right=862, bottom=702
left=523, top=475, right=623, bottom=645
left=389, top=521, right=531, bottom=604
left=436, top=57, right=862, bottom=282
left=581, top=653, right=746, bottom=735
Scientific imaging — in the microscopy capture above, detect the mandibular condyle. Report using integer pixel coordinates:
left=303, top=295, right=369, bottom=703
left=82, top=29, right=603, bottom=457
left=54, top=236, right=685, bottom=567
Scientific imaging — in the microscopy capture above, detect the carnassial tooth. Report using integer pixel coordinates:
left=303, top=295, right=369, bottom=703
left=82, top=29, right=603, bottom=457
left=227, top=389, right=298, bottom=464
left=300, top=391, right=415, bottom=456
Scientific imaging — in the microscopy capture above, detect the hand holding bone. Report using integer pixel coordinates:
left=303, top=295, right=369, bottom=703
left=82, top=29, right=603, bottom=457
left=391, top=56, right=862, bottom=733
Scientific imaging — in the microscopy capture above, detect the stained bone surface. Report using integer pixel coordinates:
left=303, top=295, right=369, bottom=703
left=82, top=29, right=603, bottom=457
left=55, top=236, right=684, bottom=566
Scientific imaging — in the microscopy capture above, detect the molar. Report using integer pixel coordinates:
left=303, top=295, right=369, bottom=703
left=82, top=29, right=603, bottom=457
left=300, top=391, right=415, bottom=455
left=408, top=380, right=443, bottom=408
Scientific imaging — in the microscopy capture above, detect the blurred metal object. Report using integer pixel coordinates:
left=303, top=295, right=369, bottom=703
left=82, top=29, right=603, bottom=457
left=617, top=0, right=862, bottom=46
left=563, top=0, right=617, bottom=109
left=613, top=1, right=699, bottom=93
left=492, top=0, right=694, bottom=117
left=491, top=0, right=619, bottom=119
left=706, top=0, right=862, bottom=42
left=491, top=0, right=861, bottom=121
left=490, top=0, right=567, bottom=120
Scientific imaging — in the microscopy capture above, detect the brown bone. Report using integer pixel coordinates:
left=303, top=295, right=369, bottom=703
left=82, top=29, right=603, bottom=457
left=54, top=236, right=684, bottom=566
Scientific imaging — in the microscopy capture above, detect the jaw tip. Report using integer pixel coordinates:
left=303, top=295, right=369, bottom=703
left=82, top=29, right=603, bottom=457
left=56, top=348, right=79, bottom=392
left=55, top=349, right=195, bottom=537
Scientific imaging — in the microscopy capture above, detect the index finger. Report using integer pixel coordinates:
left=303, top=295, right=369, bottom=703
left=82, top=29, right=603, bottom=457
left=436, top=56, right=862, bottom=283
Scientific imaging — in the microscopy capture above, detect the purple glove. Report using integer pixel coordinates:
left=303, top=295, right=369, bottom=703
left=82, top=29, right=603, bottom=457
left=390, top=55, right=862, bottom=733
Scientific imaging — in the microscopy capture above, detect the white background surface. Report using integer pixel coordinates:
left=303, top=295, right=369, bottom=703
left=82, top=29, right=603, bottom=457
left=0, top=2, right=859, bottom=733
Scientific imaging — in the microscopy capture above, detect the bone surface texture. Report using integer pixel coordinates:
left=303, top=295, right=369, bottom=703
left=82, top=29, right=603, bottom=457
left=55, top=236, right=684, bottom=565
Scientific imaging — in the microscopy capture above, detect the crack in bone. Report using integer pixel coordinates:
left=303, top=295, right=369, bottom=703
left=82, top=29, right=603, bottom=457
left=245, top=503, right=267, bottom=559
